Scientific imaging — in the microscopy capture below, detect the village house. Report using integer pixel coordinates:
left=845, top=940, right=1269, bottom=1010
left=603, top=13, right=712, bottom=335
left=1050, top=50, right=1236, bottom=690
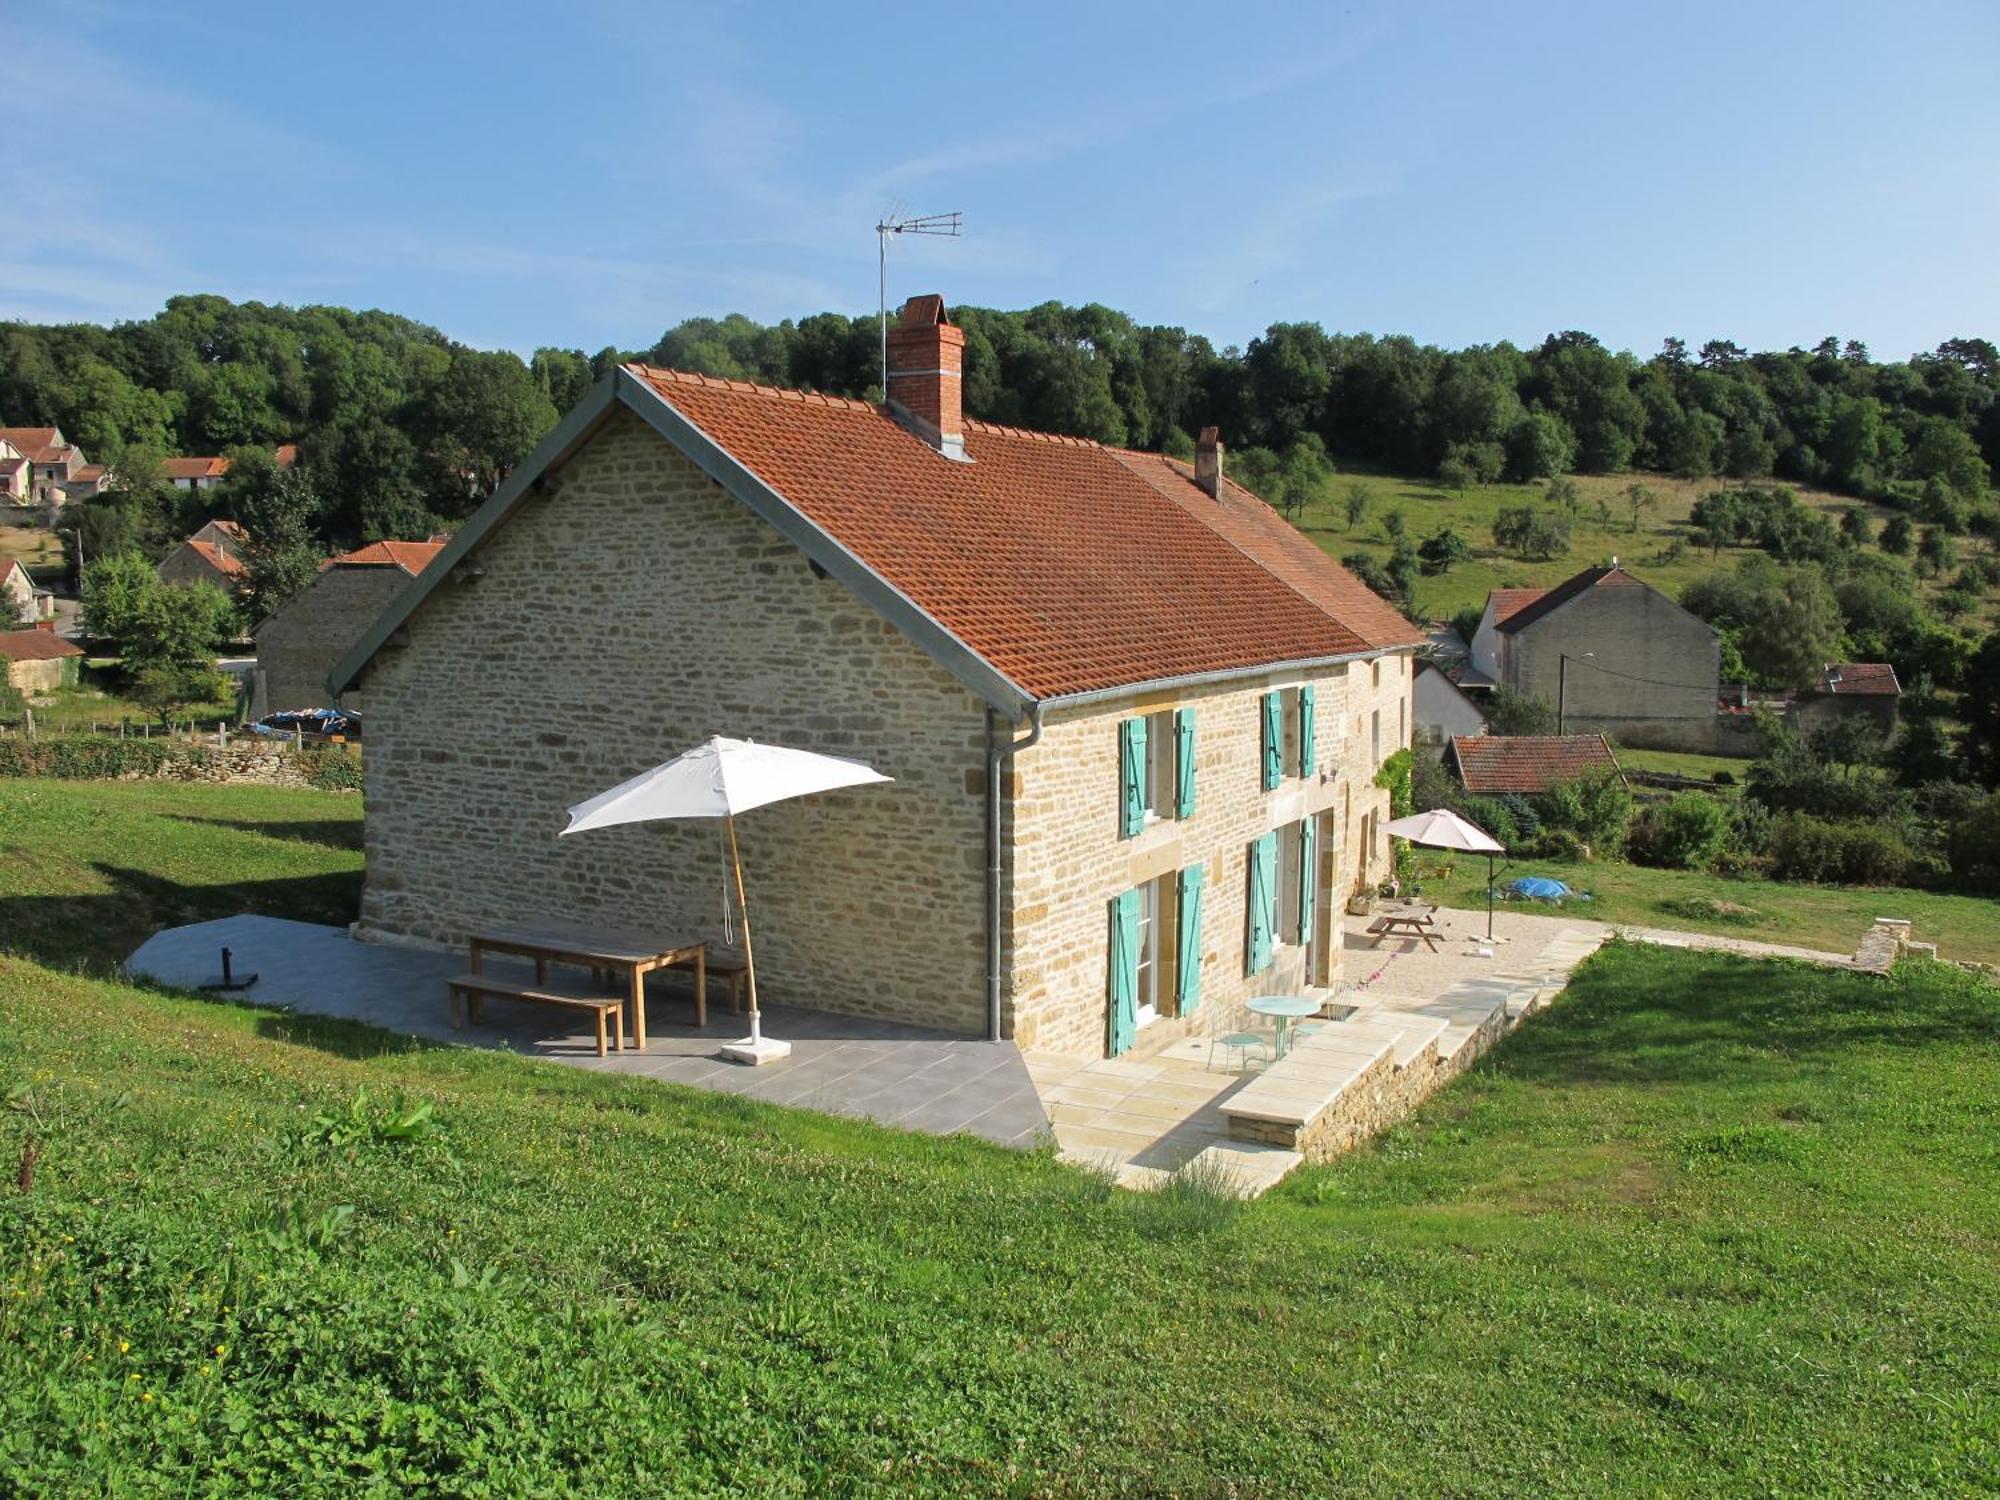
left=0, top=628, right=83, bottom=695
left=1446, top=733, right=1625, bottom=796
left=0, top=438, right=31, bottom=506
left=0, top=426, right=89, bottom=507
left=1, top=558, right=54, bottom=627
left=251, top=539, right=446, bottom=719
left=1468, top=561, right=1718, bottom=751
left=332, top=295, right=1423, bottom=1058
left=163, top=456, right=232, bottom=492
left=1413, top=658, right=1487, bottom=752
left=157, top=518, right=249, bottom=594
left=1791, top=661, right=1901, bottom=738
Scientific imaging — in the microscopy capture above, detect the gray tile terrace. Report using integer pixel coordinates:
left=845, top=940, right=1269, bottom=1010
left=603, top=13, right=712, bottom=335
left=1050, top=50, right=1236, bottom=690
left=125, top=916, right=1049, bottom=1149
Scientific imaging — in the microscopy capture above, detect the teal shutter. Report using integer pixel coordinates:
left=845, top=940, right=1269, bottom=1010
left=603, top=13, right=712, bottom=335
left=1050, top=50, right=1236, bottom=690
left=1176, top=863, right=1206, bottom=1016
left=1298, top=684, right=1317, bottom=778
left=1261, top=691, right=1282, bottom=791
left=1107, top=889, right=1139, bottom=1056
left=1298, top=818, right=1318, bottom=946
left=1118, top=717, right=1148, bottom=838
left=1247, top=832, right=1277, bottom=974
left=1173, top=708, right=1196, bottom=819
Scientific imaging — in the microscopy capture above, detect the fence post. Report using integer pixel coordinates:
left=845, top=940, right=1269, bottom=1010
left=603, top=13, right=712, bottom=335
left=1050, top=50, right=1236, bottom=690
left=220, top=720, right=228, bottom=749
left=24, top=707, right=34, bottom=742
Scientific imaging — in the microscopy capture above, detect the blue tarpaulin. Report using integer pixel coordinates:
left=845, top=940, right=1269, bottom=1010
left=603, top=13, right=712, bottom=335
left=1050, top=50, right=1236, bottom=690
left=1508, top=876, right=1573, bottom=900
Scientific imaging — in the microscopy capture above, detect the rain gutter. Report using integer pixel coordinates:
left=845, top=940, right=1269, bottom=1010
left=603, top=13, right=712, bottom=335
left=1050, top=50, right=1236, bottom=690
left=984, top=702, right=1045, bottom=1044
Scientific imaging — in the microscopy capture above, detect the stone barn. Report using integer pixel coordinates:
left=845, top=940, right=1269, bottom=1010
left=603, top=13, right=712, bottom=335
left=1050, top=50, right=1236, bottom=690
left=252, top=540, right=445, bottom=718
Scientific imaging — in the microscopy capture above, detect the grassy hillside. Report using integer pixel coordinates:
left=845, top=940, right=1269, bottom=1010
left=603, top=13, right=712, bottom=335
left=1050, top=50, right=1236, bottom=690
left=0, top=778, right=1995, bottom=1491
left=1291, top=467, right=1942, bottom=624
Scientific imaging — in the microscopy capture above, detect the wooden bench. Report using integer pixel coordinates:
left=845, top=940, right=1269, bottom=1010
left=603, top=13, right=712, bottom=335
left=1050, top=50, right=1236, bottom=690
left=447, top=973, right=627, bottom=1058
left=708, top=953, right=749, bottom=1013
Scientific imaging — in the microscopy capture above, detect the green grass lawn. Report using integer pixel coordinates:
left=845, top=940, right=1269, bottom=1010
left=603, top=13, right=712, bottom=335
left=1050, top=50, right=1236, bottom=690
left=15, top=665, right=242, bottom=735
left=0, top=778, right=361, bottom=974
left=2, top=779, right=1995, bottom=1491
left=1615, top=745, right=1753, bottom=785
left=1418, top=853, right=2000, bottom=963
left=1292, top=466, right=1956, bottom=625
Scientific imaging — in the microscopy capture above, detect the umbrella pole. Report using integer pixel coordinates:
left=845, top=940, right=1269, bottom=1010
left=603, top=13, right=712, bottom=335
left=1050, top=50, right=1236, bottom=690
left=1487, top=852, right=1495, bottom=941
left=725, top=812, right=762, bottom=1045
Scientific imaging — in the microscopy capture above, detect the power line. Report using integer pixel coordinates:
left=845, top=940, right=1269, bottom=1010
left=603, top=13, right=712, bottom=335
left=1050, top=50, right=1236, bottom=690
left=1560, top=655, right=1720, bottom=695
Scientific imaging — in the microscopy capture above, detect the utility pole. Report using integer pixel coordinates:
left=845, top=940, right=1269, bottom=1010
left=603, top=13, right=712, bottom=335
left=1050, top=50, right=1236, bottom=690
left=1557, top=651, right=1595, bottom=735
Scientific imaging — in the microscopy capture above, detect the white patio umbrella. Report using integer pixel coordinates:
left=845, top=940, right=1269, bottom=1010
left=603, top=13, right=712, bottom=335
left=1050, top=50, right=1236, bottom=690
left=561, top=736, right=892, bottom=1064
left=1382, top=807, right=1506, bottom=940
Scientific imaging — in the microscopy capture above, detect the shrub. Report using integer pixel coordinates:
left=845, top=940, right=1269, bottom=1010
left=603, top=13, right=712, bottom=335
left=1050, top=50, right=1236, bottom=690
left=1533, top=770, right=1633, bottom=858
left=1458, top=795, right=1521, bottom=848
left=1631, top=792, right=1734, bottom=870
left=1492, top=504, right=1571, bottom=561
left=1660, top=895, right=1764, bottom=926
left=1946, top=795, right=2000, bottom=893
left=0, top=737, right=199, bottom=779
left=299, top=746, right=364, bottom=792
left=1766, top=813, right=1915, bottom=886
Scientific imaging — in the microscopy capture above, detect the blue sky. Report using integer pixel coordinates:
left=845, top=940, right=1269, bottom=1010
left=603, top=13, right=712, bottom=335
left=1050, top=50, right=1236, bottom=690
left=7, top=0, right=1997, bottom=361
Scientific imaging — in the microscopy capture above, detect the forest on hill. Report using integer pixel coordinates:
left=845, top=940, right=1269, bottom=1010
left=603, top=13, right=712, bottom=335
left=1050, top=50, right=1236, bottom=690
left=3, top=294, right=1995, bottom=556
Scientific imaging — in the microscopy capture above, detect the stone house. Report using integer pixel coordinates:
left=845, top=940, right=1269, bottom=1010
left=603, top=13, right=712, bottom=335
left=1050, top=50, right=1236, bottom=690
left=0, top=628, right=82, bottom=694
left=158, top=519, right=249, bottom=595
left=1413, top=659, right=1486, bottom=753
left=162, top=456, right=232, bottom=492
left=332, top=295, right=1423, bottom=1059
left=1790, top=662, right=1901, bottom=738
left=1468, top=561, right=1718, bottom=751
left=0, top=426, right=88, bottom=507
left=252, top=540, right=446, bottom=718
left=1, top=558, right=46, bottom=627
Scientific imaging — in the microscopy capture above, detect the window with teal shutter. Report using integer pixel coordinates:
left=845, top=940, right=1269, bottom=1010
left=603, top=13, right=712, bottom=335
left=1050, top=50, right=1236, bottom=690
left=1175, top=863, right=1205, bottom=1015
left=1107, top=889, right=1139, bottom=1055
left=1118, top=717, right=1147, bottom=838
left=1246, top=832, right=1277, bottom=973
left=1298, top=817, right=1317, bottom=946
left=1260, top=691, right=1282, bottom=791
left=1298, top=684, right=1316, bottom=778
left=1173, top=708, right=1196, bottom=819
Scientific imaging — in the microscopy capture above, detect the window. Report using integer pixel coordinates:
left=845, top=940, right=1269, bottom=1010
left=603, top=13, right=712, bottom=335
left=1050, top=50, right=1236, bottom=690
left=1121, top=708, right=1194, bottom=835
left=1275, top=821, right=1303, bottom=944
left=1142, top=709, right=1174, bottom=823
left=1110, top=873, right=1180, bottom=1053
left=1263, top=687, right=1314, bottom=789
left=1371, top=708, right=1382, bottom=768
left=1134, top=877, right=1162, bottom=1026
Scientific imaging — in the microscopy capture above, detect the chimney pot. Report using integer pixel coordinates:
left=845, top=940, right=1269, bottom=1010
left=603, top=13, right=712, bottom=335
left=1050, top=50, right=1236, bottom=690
left=1195, top=426, right=1224, bottom=499
left=886, top=294, right=969, bottom=462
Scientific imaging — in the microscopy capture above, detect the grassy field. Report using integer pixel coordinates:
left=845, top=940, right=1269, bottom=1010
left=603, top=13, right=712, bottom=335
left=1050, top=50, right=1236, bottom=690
left=1417, top=853, right=2000, bottom=963
left=1, top=777, right=1996, bottom=1490
left=1613, top=745, right=1753, bottom=786
left=1290, top=467, right=1958, bottom=625
left=0, top=523, right=61, bottom=572
left=13, top=670, right=243, bottom=734
left=0, top=779, right=361, bottom=974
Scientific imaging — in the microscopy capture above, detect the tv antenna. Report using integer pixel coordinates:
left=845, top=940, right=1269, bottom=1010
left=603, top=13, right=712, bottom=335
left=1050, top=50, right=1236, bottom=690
left=876, top=210, right=962, bottom=398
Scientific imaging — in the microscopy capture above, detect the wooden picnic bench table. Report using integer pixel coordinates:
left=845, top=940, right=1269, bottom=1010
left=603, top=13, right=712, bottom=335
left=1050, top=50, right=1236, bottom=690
left=1367, top=905, right=1442, bottom=952
left=463, top=920, right=707, bottom=1049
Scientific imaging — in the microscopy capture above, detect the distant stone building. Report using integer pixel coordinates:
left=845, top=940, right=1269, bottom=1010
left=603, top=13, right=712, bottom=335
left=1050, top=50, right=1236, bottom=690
left=0, top=426, right=89, bottom=508
left=252, top=540, right=446, bottom=717
left=1413, top=659, right=1486, bottom=753
left=1, top=558, right=42, bottom=627
left=1791, top=662, right=1901, bottom=738
left=157, top=519, right=250, bottom=595
left=1469, top=561, right=1718, bottom=751
left=0, top=628, right=82, bottom=694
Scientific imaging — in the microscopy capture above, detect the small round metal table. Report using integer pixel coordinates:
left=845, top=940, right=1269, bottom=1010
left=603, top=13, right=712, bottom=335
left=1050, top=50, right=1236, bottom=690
left=1245, top=994, right=1322, bottom=1059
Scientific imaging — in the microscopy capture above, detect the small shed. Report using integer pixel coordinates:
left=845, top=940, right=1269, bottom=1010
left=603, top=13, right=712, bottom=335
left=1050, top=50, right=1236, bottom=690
left=0, top=628, right=83, bottom=694
left=1446, top=733, right=1624, bottom=795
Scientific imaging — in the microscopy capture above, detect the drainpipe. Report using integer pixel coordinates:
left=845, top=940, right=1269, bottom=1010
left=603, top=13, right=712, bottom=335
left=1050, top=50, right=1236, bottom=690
left=985, top=702, right=1044, bottom=1042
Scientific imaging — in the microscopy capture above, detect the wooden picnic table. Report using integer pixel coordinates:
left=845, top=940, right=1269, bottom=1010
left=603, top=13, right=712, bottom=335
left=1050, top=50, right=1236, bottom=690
left=469, top=920, right=707, bottom=1050
left=1367, top=905, right=1442, bottom=952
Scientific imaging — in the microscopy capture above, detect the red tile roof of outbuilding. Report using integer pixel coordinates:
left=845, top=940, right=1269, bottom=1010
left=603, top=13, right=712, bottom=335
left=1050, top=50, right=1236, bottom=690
left=626, top=365, right=1422, bottom=701
left=0, top=629, right=83, bottom=662
left=1817, top=662, right=1900, bottom=696
left=1449, top=733, right=1623, bottom=793
left=329, top=540, right=447, bottom=574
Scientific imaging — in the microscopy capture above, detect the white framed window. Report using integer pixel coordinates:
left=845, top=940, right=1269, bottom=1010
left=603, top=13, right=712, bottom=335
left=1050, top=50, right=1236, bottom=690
left=1371, top=708, right=1382, bottom=768
left=1135, top=873, right=1179, bottom=1027
left=1142, top=708, right=1175, bottom=823
left=1275, top=821, right=1303, bottom=945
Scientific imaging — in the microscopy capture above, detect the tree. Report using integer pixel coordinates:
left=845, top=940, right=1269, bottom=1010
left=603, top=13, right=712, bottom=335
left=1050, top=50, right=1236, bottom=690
left=1436, top=450, right=1475, bottom=494
left=1964, top=633, right=2000, bottom=786
left=1738, top=566, right=1845, bottom=689
left=1917, top=528, right=1958, bottom=578
left=1879, top=513, right=1915, bottom=555
left=1624, top=482, right=1657, bottom=534
left=1342, top=482, right=1370, bottom=532
left=1492, top=504, right=1571, bottom=561
left=1417, top=527, right=1472, bottom=576
left=1504, top=409, right=1574, bottom=482
left=1839, top=506, right=1873, bottom=547
left=1485, top=686, right=1558, bottom=735
left=1380, top=509, right=1407, bottom=544
left=128, top=664, right=231, bottom=729
left=81, top=553, right=234, bottom=676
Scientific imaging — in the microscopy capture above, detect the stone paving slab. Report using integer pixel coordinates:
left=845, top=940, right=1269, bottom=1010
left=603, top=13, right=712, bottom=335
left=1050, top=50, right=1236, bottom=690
left=125, top=915, right=1049, bottom=1149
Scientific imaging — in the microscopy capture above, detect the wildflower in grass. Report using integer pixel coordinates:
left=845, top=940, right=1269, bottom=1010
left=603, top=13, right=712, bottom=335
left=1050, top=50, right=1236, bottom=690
left=118, top=1339, right=130, bottom=1353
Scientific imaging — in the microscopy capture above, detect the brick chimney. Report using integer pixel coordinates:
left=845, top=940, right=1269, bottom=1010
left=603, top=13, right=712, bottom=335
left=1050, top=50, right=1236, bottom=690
left=886, top=294, right=969, bottom=463
left=1195, top=426, right=1224, bottom=499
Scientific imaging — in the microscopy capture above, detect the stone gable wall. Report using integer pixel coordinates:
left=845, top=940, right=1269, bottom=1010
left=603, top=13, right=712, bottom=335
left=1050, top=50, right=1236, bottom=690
left=355, top=408, right=993, bottom=1033
left=254, top=566, right=416, bottom=717
left=1007, top=651, right=1413, bottom=1056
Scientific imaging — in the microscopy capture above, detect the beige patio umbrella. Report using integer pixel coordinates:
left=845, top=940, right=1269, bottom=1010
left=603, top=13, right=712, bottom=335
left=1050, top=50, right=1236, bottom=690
left=561, top=736, right=892, bottom=1064
left=1383, top=807, right=1506, bottom=941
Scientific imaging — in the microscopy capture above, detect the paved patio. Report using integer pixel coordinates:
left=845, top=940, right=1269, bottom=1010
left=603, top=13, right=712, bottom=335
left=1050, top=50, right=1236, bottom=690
left=125, top=915, right=1049, bottom=1148
left=1025, top=906, right=1609, bottom=1192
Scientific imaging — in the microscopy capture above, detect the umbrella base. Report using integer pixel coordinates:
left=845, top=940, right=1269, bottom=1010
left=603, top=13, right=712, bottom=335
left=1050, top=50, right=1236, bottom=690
left=720, top=1035, right=792, bottom=1066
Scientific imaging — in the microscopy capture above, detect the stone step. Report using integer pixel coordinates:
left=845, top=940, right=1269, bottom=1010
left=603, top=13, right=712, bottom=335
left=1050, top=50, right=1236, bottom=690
left=1219, top=1030, right=1393, bottom=1130
left=1184, top=1139, right=1304, bottom=1198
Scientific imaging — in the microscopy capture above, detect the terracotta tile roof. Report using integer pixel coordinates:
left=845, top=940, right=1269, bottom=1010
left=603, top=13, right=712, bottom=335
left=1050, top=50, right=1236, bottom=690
left=1449, top=733, right=1623, bottom=794
left=1818, top=662, right=1900, bottom=696
left=164, top=456, right=232, bottom=480
left=1494, top=564, right=1643, bottom=635
left=0, top=629, right=82, bottom=662
left=185, top=540, right=248, bottom=578
left=273, top=444, right=299, bottom=468
left=71, top=463, right=105, bottom=482
left=330, top=540, right=447, bottom=574
left=1487, top=587, right=1547, bottom=629
left=625, top=365, right=1419, bottom=700
left=0, top=428, right=64, bottom=464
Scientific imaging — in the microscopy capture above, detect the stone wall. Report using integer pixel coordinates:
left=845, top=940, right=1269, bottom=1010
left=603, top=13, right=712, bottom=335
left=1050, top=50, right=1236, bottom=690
left=1007, top=651, right=1413, bottom=1056
left=157, top=545, right=238, bottom=594
left=4, top=654, right=71, bottom=694
left=254, top=565, right=416, bottom=717
left=354, top=408, right=994, bottom=1035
